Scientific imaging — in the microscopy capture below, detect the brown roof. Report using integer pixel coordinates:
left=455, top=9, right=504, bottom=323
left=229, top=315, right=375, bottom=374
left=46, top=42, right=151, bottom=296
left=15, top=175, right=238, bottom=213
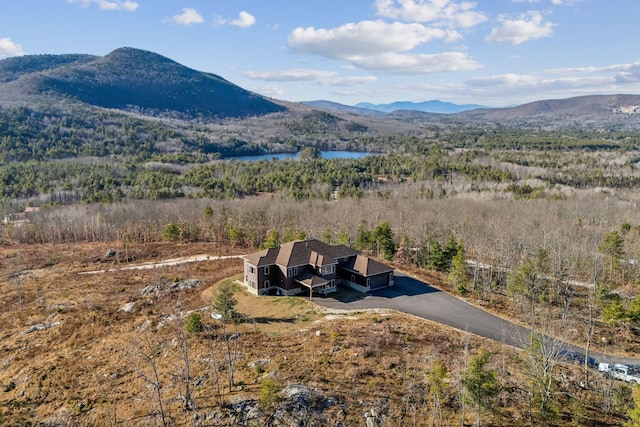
left=244, top=239, right=360, bottom=268
left=275, top=241, right=309, bottom=267
left=344, top=255, right=393, bottom=277
left=243, top=247, right=279, bottom=267
left=296, top=272, right=329, bottom=288
left=305, top=240, right=358, bottom=259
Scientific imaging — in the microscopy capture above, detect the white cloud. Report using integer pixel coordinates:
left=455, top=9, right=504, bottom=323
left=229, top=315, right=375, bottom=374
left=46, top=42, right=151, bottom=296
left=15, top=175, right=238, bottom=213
left=230, top=11, right=256, bottom=28
left=287, top=20, right=477, bottom=74
left=0, top=38, right=25, bottom=58
left=249, top=84, right=285, bottom=97
left=245, top=69, right=338, bottom=82
left=67, top=0, right=138, bottom=11
left=350, top=51, right=480, bottom=74
left=374, top=0, right=486, bottom=28
left=418, top=59, right=640, bottom=103
left=289, top=21, right=455, bottom=58
left=485, top=11, right=555, bottom=45
left=172, top=8, right=204, bottom=25
left=325, top=76, right=378, bottom=86
left=244, top=68, right=377, bottom=86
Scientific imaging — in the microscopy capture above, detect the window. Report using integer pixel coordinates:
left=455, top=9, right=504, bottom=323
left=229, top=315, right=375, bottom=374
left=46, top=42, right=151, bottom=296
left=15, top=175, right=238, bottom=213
left=351, top=274, right=355, bottom=284
left=366, top=278, right=371, bottom=287
left=248, top=280, right=256, bottom=289
left=248, top=265, right=255, bottom=274
left=330, top=279, right=335, bottom=288
left=322, top=265, right=335, bottom=275
left=264, top=266, right=270, bottom=275
left=287, top=266, right=298, bottom=277
left=264, top=280, right=270, bottom=288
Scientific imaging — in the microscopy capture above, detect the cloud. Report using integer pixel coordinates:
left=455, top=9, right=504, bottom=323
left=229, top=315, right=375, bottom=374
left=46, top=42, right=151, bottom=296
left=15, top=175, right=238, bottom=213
left=214, top=11, right=256, bottom=28
left=374, top=0, right=486, bottom=28
left=0, top=38, right=25, bottom=58
left=249, top=84, right=285, bottom=97
left=244, top=68, right=377, bottom=86
left=349, top=51, right=480, bottom=74
left=485, top=11, right=555, bottom=45
left=245, top=69, right=340, bottom=82
left=67, top=0, right=138, bottom=11
left=230, top=11, right=256, bottom=28
left=289, top=21, right=456, bottom=58
left=287, top=20, right=477, bottom=74
left=418, top=59, right=640, bottom=103
left=172, top=8, right=204, bottom=25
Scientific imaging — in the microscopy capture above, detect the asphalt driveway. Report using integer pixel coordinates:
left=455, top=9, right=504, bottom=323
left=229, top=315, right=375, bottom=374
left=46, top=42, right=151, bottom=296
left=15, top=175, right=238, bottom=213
left=316, top=273, right=531, bottom=348
left=314, top=273, right=640, bottom=366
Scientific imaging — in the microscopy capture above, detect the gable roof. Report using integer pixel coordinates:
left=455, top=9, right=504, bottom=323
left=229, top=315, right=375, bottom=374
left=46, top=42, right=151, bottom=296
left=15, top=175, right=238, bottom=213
left=243, top=240, right=388, bottom=275
left=296, top=272, right=330, bottom=288
left=344, top=255, right=394, bottom=277
left=273, top=239, right=359, bottom=268
left=243, top=247, right=279, bottom=267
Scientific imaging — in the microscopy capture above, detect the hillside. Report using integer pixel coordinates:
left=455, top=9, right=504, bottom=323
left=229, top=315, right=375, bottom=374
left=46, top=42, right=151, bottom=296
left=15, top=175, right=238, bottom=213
left=0, top=241, right=634, bottom=426
left=0, top=54, right=97, bottom=84
left=457, top=94, right=640, bottom=125
left=0, top=47, right=285, bottom=119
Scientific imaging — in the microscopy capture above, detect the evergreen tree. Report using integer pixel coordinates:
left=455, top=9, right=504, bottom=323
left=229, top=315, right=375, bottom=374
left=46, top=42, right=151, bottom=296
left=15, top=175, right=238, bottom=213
left=212, top=283, right=239, bottom=323
left=162, top=222, right=180, bottom=242
left=627, top=385, right=640, bottom=427
left=355, top=221, right=372, bottom=251
left=464, top=349, right=500, bottom=426
left=373, top=221, right=396, bottom=260
left=263, top=229, right=280, bottom=249
left=449, top=245, right=469, bottom=295
left=599, top=230, right=625, bottom=279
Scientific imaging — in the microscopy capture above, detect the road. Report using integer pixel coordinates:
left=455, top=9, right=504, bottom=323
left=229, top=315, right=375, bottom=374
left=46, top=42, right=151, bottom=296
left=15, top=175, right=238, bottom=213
left=78, top=254, right=243, bottom=275
left=315, top=273, right=640, bottom=366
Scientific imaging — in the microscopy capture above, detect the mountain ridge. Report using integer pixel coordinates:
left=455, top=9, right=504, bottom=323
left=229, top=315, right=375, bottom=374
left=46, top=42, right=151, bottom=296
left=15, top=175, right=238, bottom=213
left=355, top=99, right=486, bottom=114
left=0, top=47, right=285, bottom=119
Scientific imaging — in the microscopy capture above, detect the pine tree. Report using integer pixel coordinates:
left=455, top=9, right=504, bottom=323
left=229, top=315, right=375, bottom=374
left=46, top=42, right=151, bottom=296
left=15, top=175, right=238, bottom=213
left=373, top=221, right=396, bottom=260
left=627, top=385, right=640, bottom=427
left=449, top=245, right=469, bottom=295
left=464, top=349, right=499, bottom=426
left=212, top=283, right=239, bottom=323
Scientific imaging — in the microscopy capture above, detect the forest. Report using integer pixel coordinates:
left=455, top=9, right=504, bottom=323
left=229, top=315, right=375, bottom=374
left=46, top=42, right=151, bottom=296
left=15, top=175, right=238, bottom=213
left=3, top=101, right=640, bottom=424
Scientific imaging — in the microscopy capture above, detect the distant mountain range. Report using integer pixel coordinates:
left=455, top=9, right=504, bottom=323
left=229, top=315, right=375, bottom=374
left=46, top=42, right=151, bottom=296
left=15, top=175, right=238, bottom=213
left=303, top=99, right=485, bottom=115
left=0, top=47, right=285, bottom=119
left=355, top=100, right=487, bottom=114
left=1, top=47, right=640, bottom=133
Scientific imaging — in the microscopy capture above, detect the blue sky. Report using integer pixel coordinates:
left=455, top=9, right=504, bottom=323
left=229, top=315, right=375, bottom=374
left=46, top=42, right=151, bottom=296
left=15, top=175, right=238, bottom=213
left=1, top=0, right=639, bottom=106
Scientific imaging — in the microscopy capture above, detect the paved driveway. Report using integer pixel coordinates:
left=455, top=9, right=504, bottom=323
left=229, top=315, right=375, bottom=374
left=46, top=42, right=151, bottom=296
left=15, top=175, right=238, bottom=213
left=315, top=273, right=640, bottom=366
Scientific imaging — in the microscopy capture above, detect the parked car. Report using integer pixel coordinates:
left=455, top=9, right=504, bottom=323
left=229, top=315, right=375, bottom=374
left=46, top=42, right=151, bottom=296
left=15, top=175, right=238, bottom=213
left=559, top=349, right=596, bottom=367
left=598, top=363, right=640, bottom=385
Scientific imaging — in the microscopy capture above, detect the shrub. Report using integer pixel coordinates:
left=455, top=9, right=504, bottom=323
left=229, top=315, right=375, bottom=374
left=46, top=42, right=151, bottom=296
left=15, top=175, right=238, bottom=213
left=185, top=313, right=202, bottom=333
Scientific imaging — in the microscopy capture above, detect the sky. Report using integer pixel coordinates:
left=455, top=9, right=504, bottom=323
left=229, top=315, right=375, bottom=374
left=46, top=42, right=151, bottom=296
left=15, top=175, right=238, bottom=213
left=1, top=0, right=640, bottom=107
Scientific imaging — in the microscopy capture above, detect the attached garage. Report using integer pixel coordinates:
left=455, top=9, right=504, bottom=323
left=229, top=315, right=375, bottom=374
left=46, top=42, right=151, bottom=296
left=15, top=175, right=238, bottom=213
left=340, top=255, right=394, bottom=292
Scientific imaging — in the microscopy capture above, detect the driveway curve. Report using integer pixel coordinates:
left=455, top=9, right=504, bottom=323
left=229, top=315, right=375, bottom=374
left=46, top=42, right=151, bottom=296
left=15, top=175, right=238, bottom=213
left=314, top=273, right=640, bottom=366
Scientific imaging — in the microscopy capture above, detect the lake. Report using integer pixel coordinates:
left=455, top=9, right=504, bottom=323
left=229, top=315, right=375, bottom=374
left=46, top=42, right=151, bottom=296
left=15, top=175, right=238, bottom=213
left=226, top=151, right=377, bottom=162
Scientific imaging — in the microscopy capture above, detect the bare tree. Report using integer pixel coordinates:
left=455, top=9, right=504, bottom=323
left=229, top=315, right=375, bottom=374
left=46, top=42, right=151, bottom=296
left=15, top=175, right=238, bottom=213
left=129, top=335, right=169, bottom=427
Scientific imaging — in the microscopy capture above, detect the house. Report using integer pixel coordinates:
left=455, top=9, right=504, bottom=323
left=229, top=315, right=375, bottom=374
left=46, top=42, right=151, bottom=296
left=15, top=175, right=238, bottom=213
left=242, top=239, right=394, bottom=296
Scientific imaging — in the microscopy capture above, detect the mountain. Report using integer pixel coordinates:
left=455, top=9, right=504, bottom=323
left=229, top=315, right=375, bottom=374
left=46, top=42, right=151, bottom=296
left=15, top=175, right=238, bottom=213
left=0, top=47, right=285, bottom=119
left=355, top=100, right=486, bottom=114
left=455, top=94, right=640, bottom=127
left=458, top=94, right=640, bottom=121
left=301, top=100, right=386, bottom=116
left=0, top=54, right=97, bottom=84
